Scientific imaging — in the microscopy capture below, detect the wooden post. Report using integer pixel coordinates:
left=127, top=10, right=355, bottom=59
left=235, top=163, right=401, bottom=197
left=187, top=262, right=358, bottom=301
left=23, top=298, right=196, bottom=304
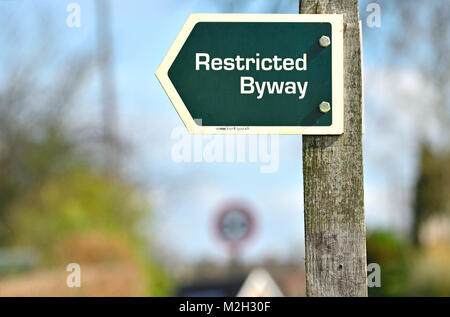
left=299, top=0, right=368, bottom=296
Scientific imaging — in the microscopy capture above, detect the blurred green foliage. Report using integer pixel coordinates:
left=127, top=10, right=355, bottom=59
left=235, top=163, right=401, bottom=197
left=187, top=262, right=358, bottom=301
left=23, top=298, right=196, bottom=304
left=9, top=167, right=143, bottom=259
left=367, top=229, right=450, bottom=297
left=367, top=230, right=411, bottom=297
left=0, top=124, right=80, bottom=242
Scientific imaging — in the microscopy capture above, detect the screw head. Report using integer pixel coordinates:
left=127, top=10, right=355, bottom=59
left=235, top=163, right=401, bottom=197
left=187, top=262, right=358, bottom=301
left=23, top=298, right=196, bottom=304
left=319, top=35, right=331, bottom=48
left=319, top=101, right=331, bottom=113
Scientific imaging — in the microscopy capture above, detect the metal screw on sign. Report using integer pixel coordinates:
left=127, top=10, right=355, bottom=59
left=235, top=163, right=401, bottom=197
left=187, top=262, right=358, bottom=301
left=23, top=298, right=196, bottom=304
left=319, top=101, right=331, bottom=113
left=319, top=35, right=331, bottom=47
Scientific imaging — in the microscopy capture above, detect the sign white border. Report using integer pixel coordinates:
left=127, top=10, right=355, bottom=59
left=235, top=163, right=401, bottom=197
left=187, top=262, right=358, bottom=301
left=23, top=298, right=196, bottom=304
left=155, top=14, right=344, bottom=135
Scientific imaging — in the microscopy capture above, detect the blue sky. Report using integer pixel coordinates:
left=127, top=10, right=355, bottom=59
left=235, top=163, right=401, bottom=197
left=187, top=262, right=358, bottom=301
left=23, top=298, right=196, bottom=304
left=1, top=0, right=424, bottom=264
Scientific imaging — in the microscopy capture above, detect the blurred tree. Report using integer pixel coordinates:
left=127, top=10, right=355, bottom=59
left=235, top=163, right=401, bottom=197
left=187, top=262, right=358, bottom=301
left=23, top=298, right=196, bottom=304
left=366, top=2, right=450, bottom=296
left=359, top=0, right=450, bottom=244
left=0, top=6, right=172, bottom=296
left=0, top=52, right=91, bottom=243
left=413, top=145, right=450, bottom=245
left=403, top=2, right=450, bottom=243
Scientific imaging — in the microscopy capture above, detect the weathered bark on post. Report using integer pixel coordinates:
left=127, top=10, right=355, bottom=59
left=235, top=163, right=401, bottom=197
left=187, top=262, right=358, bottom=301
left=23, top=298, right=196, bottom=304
left=299, top=0, right=368, bottom=296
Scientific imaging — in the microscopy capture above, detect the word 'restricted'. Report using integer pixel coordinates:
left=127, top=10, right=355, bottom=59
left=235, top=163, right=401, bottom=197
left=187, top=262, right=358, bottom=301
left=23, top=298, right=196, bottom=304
left=195, top=53, right=309, bottom=100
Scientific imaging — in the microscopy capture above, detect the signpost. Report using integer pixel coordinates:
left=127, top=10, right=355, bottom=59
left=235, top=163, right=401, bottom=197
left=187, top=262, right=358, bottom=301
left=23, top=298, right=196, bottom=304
left=156, top=14, right=344, bottom=135
left=157, top=7, right=367, bottom=297
left=299, top=1, right=367, bottom=296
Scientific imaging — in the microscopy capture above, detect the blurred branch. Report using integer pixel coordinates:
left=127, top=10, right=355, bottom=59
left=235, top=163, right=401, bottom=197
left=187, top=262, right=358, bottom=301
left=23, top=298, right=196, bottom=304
left=95, top=0, right=121, bottom=174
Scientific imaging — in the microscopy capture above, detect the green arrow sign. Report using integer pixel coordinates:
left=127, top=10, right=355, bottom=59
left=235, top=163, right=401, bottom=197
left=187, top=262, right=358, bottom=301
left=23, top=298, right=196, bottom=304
left=156, top=14, right=343, bottom=134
